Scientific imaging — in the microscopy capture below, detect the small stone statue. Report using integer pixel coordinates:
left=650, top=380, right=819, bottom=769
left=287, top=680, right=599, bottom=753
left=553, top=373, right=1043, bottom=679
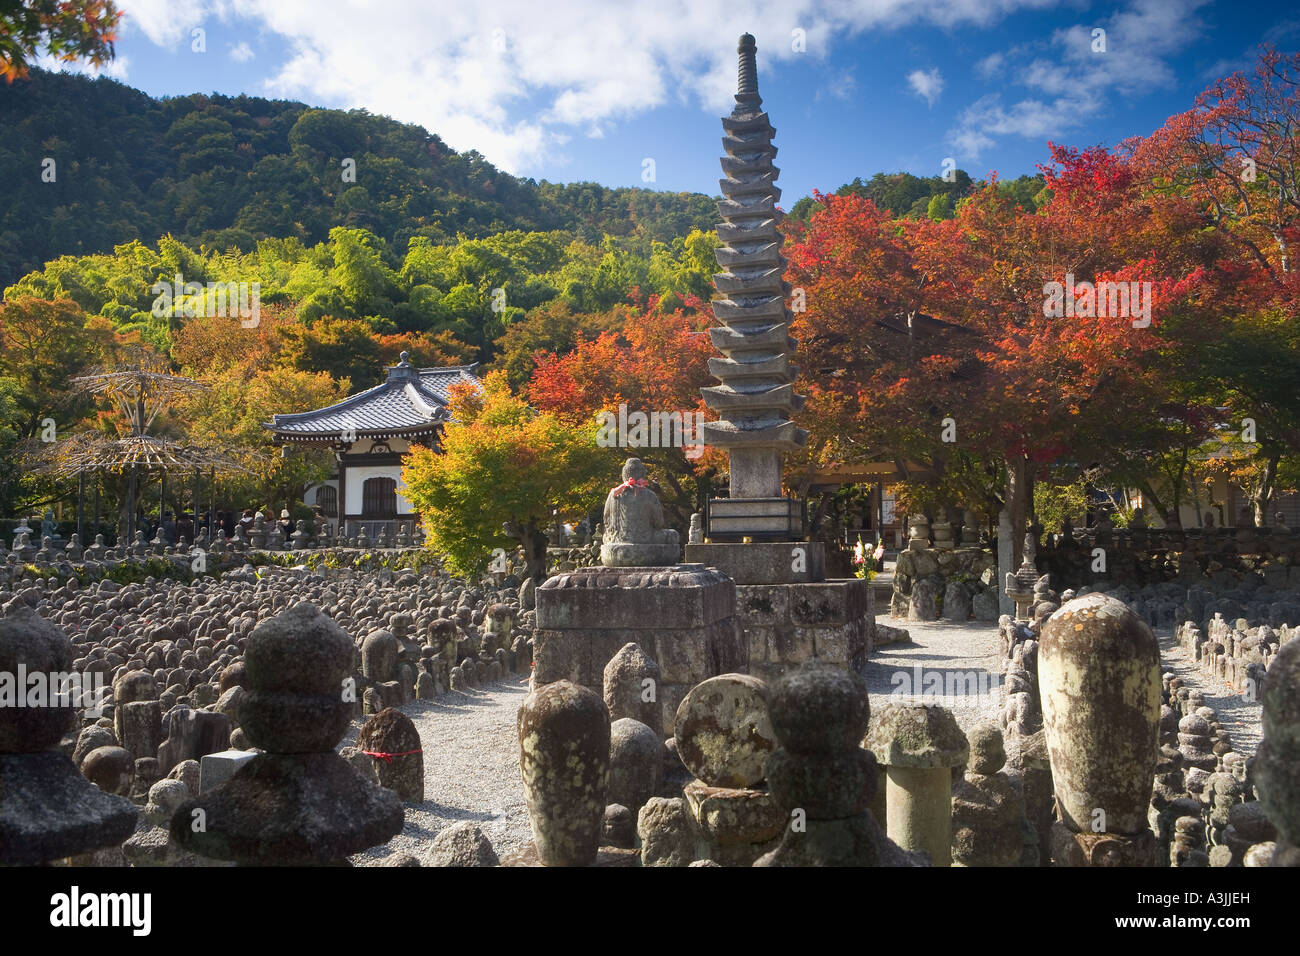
left=688, top=512, right=704, bottom=545
left=599, top=458, right=680, bottom=567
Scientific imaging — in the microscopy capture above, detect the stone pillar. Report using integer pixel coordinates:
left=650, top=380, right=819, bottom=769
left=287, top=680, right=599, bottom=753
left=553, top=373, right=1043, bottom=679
left=0, top=606, right=138, bottom=864
left=608, top=717, right=662, bottom=819
left=172, top=603, right=404, bottom=864
left=997, top=508, right=1014, bottom=616
left=1040, top=594, right=1161, bottom=866
left=864, top=703, right=969, bottom=866
left=1256, top=635, right=1300, bottom=866
left=517, top=680, right=610, bottom=866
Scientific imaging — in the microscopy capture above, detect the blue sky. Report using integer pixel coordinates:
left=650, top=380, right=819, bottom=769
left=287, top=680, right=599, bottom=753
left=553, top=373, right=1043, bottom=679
left=54, top=0, right=1300, bottom=203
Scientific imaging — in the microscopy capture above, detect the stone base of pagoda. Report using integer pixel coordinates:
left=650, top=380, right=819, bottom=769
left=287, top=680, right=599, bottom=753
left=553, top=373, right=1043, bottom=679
left=684, top=540, right=825, bottom=584
left=532, top=564, right=745, bottom=738
left=739, top=578, right=874, bottom=682
left=704, top=497, right=804, bottom=540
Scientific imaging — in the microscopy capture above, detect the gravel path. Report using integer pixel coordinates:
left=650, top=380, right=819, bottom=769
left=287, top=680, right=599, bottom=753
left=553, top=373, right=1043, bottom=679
left=866, top=616, right=1005, bottom=731
left=349, top=676, right=533, bottom=864
left=1155, top=625, right=1262, bottom=756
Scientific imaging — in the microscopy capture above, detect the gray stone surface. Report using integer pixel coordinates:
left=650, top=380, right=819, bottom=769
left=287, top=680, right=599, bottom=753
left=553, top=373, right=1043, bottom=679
left=517, top=680, right=609, bottom=866
left=674, top=674, right=775, bottom=788
left=421, top=820, right=500, bottom=867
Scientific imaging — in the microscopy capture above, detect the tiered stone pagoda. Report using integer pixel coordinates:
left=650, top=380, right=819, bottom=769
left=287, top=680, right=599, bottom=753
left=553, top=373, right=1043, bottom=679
left=699, top=33, right=809, bottom=543
left=685, top=34, right=873, bottom=680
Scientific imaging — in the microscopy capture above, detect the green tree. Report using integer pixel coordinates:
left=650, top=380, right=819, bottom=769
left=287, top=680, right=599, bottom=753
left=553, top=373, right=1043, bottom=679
left=402, top=370, right=608, bottom=580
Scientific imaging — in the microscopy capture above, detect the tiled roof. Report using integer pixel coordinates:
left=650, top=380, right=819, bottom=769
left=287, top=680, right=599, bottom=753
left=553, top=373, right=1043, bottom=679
left=266, top=361, right=481, bottom=439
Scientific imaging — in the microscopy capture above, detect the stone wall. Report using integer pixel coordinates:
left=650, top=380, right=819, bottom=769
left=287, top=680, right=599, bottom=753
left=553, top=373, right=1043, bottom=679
left=890, top=547, right=1000, bottom=623
left=1036, top=522, right=1300, bottom=592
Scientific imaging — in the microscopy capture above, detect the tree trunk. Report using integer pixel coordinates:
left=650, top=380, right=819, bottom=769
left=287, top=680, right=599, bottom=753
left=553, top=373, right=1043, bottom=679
left=1252, top=448, right=1282, bottom=527
left=506, top=517, right=550, bottom=583
left=1005, top=453, right=1028, bottom=570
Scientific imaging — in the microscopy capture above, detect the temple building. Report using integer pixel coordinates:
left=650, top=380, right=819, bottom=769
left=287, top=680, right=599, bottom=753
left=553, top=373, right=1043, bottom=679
left=265, top=352, right=480, bottom=539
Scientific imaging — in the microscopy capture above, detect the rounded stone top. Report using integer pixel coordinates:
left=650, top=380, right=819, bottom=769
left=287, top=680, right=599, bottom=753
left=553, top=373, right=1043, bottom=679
left=864, top=702, right=969, bottom=769
left=674, top=674, right=775, bottom=788
left=1228, top=800, right=1275, bottom=841
left=147, top=778, right=191, bottom=815
left=1179, top=714, right=1211, bottom=736
left=113, top=669, right=158, bottom=704
left=767, top=661, right=869, bottom=756
left=967, top=722, right=1006, bottom=774
left=82, top=744, right=134, bottom=794
left=0, top=604, right=76, bottom=752
left=244, top=603, right=353, bottom=696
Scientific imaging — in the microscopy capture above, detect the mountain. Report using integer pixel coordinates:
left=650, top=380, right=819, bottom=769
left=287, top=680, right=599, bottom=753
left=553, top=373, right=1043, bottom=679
left=0, top=69, right=718, bottom=288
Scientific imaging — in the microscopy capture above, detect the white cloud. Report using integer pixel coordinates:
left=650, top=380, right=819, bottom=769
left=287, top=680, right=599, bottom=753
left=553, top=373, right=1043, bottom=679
left=907, top=67, right=944, bottom=106
left=113, top=0, right=1066, bottom=175
left=975, top=51, right=1004, bottom=78
left=35, top=51, right=132, bottom=81
left=229, top=41, right=255, bottom=63
left=121, top=0, right=207, bottom=46
left=948, top=0, right=1211, bottom=158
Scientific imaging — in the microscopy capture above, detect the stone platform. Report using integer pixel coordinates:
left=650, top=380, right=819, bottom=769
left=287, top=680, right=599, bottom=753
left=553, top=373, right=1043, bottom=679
left=533, top=565, right=745, bottom=736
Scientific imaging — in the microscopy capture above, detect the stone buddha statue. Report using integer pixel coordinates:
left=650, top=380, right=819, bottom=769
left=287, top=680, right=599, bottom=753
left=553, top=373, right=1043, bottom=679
left=599, top=458, right=680, bottom=567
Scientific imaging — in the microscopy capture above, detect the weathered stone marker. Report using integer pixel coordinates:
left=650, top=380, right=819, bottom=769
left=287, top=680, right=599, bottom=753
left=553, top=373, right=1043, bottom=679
left=757, top=661, right=922, bottom=866
left=950, top=723, right=1025, bottom=867
left=172, top=603, right=404, bottom=864
left=674, top=673, right=775, bottom=789
left=1040, top=593, right=1161, bottom=865
left=864, top=701, right=968, bottom=866
left=356, top=707, right=425, bottom=803
left=0, top=605, right=137, bottom=864
left=1256, top=635, right=1300, bottom=866
left=517, top=679, right=610, bottom=866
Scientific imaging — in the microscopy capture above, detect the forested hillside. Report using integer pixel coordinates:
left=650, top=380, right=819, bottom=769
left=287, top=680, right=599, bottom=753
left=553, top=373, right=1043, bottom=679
left=0, top=69, right=717, bottom=288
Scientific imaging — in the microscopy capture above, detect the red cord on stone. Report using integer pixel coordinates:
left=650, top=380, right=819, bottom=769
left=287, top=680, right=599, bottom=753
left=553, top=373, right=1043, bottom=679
left=361, top=749, right=423, bottom=763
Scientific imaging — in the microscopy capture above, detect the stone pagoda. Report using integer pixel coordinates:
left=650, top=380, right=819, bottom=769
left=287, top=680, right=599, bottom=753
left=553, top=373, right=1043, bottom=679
left=699, top=32, right=808, bottom=543
left=685, top=34, right=873, bottom=681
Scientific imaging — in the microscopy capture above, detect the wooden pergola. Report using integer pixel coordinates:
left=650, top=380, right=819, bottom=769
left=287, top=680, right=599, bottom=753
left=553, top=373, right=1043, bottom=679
left=22, top=359, right=249, bottom=543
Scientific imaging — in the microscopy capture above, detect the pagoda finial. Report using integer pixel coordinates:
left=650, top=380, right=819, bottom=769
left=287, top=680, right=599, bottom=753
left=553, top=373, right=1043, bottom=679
left=737, top=33, right=758, bottom=97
